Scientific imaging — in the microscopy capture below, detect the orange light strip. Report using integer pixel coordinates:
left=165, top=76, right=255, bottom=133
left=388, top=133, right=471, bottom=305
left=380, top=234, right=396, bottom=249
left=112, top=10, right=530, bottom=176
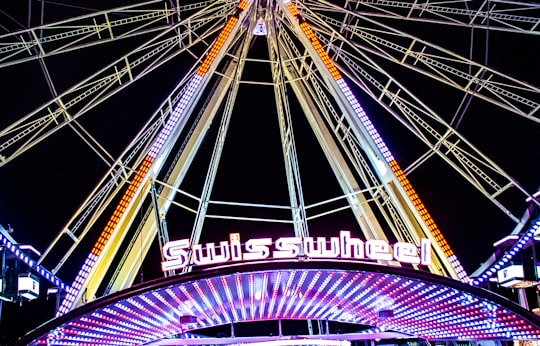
left=237, top=0, right=249, bottom=10
left=389, top=160, right=452, bottom=255
left=285, top=2, right=299, bottom=16
left=91, top=155, right=154, bottom=255
left=197, top=16, right=239, bottom=76
left=299, top=22, right=342, bottom=80
left=58, top=155, right=155, bottom=315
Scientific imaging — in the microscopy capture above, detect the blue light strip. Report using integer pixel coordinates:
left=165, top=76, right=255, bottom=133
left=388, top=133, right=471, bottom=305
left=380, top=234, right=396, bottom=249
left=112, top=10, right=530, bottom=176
left=0, top=231, right=69, bottom=291
left=473, top=216, right=540, bottom=286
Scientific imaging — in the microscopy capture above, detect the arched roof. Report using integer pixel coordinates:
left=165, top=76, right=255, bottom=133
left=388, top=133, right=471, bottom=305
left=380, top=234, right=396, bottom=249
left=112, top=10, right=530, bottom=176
left=20, top=261, right=540, bottom=345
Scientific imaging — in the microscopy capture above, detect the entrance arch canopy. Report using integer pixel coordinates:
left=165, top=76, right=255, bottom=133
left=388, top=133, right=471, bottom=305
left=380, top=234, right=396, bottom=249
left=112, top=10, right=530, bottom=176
left=23, top=261, right=540, bottom=345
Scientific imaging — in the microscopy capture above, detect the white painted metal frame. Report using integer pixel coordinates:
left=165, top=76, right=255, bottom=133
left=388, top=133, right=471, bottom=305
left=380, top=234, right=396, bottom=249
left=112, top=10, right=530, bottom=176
left=0, top=0, right=538, bottom=314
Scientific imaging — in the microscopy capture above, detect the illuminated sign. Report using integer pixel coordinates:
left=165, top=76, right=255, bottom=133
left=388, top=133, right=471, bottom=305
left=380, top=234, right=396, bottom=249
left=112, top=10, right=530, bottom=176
left=161, top=231, right=431, bottom=271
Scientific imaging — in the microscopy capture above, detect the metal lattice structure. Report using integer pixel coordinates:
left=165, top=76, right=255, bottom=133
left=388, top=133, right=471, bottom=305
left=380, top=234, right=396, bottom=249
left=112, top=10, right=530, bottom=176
left=0, top=0, right=539, bottom=343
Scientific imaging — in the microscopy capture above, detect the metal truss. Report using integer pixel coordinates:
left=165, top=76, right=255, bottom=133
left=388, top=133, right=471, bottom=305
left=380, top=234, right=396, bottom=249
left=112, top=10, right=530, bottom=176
left=0, top=0, right=236, bottom=166
left=0, top=1, right=223, bottom=68
left=0, top=0, right=538, bottom=322
left=301, top=1, right=540, bottom=123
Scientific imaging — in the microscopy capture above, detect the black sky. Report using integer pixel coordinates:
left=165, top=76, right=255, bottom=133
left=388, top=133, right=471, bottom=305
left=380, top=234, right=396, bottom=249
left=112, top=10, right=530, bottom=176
left=0, top=0, right=539, bottom=342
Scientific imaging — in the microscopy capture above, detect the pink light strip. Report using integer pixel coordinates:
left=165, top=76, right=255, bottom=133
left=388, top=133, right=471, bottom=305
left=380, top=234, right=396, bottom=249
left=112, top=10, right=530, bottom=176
left=275, top=271, right=297, bottom=318
left=180, top=285, right=211, bottom=323
left=208, top=278, right=230, bottom=323
left=235, top=274, right=247, bottom=320
left=223, top=276, right=239, bottom=322
left=259, top=273, right=269, bottom=320
left=249, top=274, right=255, bottom=320
left=194, top=281, right=222, bottom=324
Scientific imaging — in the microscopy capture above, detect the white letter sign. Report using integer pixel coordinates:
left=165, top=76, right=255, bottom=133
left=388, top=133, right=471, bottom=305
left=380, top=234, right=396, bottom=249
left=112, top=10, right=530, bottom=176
left=161, top=232, right=432, bottom=271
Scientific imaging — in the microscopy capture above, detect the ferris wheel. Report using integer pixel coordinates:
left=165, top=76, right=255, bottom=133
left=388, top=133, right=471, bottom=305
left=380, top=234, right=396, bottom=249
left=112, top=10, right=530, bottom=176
left=0, top=0, right=539, bottom=343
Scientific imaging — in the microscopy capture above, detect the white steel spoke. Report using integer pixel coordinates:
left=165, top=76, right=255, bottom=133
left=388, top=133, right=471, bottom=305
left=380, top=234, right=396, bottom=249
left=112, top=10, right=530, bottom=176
left=0, top=1, right=225, bottom=68
left=268, top=13, right=310, bottom=238
left=299, top=2, right=540, bottom=123
left=305, top=0, right=540, bottom=34
left=186, top=28, right=253, bottom=267
left=0, top=2, right=169, bottom=68
left=0, top=3, right=234, bottom=166
left=314, top=29, right=535, bottom=221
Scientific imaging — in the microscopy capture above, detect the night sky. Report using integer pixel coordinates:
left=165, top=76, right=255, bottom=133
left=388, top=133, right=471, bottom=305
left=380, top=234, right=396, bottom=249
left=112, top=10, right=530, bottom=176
left=0, top=0, right=539, bottom=343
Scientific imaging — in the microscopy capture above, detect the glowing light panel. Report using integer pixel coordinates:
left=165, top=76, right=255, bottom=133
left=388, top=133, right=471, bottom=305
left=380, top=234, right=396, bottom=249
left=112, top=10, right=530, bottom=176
left=27, top=264, right=540, bottom=345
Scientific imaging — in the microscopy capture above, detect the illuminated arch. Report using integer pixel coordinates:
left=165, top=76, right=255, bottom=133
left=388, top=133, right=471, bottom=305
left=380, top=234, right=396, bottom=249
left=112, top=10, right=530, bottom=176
left=21, top=261, right=540, bottom=345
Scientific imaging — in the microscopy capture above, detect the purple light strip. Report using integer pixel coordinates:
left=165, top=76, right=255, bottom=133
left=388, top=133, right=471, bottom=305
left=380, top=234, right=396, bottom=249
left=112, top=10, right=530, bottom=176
left=320, top=273, right=362, bottom=320
left=328, top=273, right=376, bottom=320
left=275, top=271, right=297, bottom=318
left=102, top=306, right=154, bottom=334
left=290, top=271, right=320, bottom=318
left=267, top=271, right=282, bottom=319
left=299, top=272, right=334, bottom=318
left=283, top=271, right=308, bottom=317
left=335, top=79, right=394, bottom=162
left=79, top=316, right=147, bottom=342
left=0, top=232, right=68, bottom=291
left=91, top=311, right=149, bottom=339
left=33, top=269, right=540, bottom=344
left=473, top=217, right=540, bottom=286
left=312, top=272, right=349, bottom=318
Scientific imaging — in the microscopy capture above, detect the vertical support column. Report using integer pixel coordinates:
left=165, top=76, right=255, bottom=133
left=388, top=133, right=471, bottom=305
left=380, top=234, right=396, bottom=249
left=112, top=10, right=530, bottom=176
left=267, top=13, right=309, bottom=238
left=184, top=8, right=256, bottom=273
left=278, top=0, right=467, bottom=280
